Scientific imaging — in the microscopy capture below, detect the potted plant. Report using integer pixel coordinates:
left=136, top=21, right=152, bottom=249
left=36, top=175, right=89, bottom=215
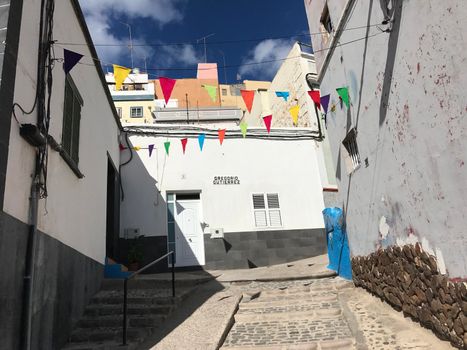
left=127, top=235, right=144, bottom=271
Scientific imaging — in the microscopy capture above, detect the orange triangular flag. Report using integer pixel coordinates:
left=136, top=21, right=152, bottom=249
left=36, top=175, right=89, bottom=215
left=240, top=90, right=255, bottom=113
left=218, top=129, right=226, bottom=145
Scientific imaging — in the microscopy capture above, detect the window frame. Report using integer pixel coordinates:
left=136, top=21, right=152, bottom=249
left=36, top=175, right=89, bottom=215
left=61, top=74, right=84, bottom=178
left=342, top=128, right=361, bottom=174
left=251, top=193, right=282, bottom=228
left=130, top=106, right=144, bottom=118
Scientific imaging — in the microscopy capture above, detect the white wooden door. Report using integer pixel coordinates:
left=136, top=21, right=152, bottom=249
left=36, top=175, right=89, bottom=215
left=174, top=200, right=205, bottom=267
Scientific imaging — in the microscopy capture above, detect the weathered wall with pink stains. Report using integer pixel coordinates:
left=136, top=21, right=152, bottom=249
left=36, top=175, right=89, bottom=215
left=306, top=0, right=467, bottom=278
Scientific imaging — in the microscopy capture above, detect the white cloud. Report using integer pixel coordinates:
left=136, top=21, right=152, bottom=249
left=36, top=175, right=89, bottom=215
left=238, top=39, right=294, bottom=80
left=78, top=0, right=196, bottom=69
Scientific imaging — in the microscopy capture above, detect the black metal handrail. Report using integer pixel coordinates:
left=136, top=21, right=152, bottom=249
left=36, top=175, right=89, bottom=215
left=122, top=251, right=175, bottom=345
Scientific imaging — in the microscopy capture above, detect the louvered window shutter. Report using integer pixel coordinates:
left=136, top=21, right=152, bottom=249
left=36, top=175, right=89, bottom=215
left=252, top=194, right=267, bottom=227
left=267, top=194, right=282, bottom=226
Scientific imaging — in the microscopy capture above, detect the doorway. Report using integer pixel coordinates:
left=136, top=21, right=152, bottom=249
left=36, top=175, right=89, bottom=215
left=168, top=193, right=205, bottom=267
left=106, top=157, right=120, bottom=260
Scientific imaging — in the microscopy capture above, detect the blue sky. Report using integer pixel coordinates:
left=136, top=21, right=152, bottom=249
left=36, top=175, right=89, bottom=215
left=79, top=0, right=310, bottom=82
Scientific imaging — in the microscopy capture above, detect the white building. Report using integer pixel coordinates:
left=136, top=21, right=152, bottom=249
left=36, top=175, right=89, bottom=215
left=119, top=108, right=327, bottom=269
left=305, top=0, right=467, bottom=346
left=0, top=0, right=121, bottom=348
left=266, top=42, right=338, bottom=205
left=105, top=70, right=156, bottom=124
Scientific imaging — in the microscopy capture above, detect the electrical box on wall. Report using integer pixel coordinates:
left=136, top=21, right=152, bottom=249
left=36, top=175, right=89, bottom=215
left=210, top=228, right=224, bottom=239
left=124, top=228, right=140, bottom=239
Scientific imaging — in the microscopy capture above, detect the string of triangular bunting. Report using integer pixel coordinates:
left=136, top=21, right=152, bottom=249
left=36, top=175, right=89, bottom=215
left=63, top=49, right=351, bottom=154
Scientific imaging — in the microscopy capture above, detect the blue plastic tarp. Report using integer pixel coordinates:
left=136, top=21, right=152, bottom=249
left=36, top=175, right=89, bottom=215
left=322, top=207, right=352, bottom=280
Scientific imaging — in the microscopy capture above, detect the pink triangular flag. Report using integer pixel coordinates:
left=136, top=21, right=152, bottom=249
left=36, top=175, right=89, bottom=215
left=263, top=115, right=272, bottom=133
left=159, top=77, right=176, bottom=104
left=308, top=90, right=321, bottom=110
left=240, top=90, right=255, bottom=113
left=181, top=138, right=187, bottom=154
left=218, top=129, right=226, bottom=145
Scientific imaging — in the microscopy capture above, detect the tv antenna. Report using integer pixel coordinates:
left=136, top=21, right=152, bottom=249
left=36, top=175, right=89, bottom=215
left=197, top=33, right=216, bottom=63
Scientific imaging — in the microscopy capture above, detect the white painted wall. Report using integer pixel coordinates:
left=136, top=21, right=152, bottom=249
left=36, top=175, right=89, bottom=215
left=267, top=43, right=337, bottom=190
left=3, top=0, right=120, bottom=264
left=307, top=0, right=467, bottom=277
left=120, top=125, right=325, bottom=239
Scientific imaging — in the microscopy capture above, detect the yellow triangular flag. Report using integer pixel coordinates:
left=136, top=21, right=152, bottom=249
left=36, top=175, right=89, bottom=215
left=133, top=146, right=141, bottom=151
left=289, top=105, right=300, bottom=125
left=113, top=64, right=131, bottom=91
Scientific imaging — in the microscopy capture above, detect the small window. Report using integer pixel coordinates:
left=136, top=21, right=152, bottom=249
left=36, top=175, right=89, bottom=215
left=130, top=106, right=143, bottom=118
left=116, top=107, right=122, bottom=117
left=62, top=75, right=83, bottom=166
left=222, top=88, right=228, bottom=96
left=252, top=193, right=282, bottom=227
left=342, top=128, right=361, bottom=173
left=320, top=4, right=333, bottom=34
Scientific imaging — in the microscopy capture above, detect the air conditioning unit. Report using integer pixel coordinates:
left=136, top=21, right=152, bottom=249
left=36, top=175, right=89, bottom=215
left=210, top=228, right=224, bottom=239
left=124, top=228, right=140, bottom=239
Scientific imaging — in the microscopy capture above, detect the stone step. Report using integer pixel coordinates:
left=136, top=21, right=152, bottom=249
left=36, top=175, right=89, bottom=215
left=241, top=294, right=338, bottom=306
left=77, top=315, right=166, bottom=328
left=62, top=340, right=130, bottom=350
left=90, top=295, right=180, bottom=306
left=100, top=276, right=213, bottom=290
left=220, top=338, right=355, bottom=350
left=84, top=303, right=172, bottom=317
left=69, top=326, right=152, bottom=344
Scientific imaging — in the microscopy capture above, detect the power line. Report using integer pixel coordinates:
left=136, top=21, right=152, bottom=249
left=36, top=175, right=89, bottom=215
left=55, top=23, right=383, bottom=48
left=59, top=30, right=386, bottom=74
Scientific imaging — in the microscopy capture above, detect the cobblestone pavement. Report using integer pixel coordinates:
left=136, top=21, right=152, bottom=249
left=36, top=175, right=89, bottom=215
left=220, top=277, right=454, bottom=350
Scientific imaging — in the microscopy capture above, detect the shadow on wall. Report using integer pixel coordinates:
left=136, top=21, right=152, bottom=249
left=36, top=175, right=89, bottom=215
left=118, top=135, right=204, bottom=273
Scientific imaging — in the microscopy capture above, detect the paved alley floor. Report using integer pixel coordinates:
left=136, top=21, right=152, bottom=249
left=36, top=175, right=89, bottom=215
left=221, top=277, right=454, bottom=350
left=141, top=256, right=455, bottom=350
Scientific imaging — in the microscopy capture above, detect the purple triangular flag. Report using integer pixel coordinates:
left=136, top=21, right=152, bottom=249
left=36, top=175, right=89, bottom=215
left=63, top=49, right=83, bottom=74
left=148, top=144, right=154, bottom=157
left=320, top=94, right=330, bottom=114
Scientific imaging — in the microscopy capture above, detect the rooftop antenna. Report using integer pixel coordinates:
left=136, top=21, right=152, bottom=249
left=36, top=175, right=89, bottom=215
left=119, top=21, right=134, bottom=69
left=197, top=33, right=216, bottom=63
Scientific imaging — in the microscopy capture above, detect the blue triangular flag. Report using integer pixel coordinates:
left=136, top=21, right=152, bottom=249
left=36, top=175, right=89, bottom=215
left=148, top=144, right=154, bottom=157
left=198, top=134, right=205, bottom=151
left=63, top=49, right=83, bottom=75
left=275, top=91, right=289, bottom=101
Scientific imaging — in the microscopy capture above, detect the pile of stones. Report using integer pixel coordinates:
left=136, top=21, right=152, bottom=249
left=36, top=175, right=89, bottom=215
left=351, top=243, right=466, bottom=349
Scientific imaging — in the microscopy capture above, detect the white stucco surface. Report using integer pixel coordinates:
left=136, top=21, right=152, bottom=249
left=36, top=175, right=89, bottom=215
left=307, top=0, right=467, bottom=277
left=120, top=126, right=326, bottom=239
left=3, top=0, right=120, bottom=264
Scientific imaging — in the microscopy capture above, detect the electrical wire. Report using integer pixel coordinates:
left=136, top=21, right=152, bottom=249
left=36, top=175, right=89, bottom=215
left=55, top=22, right=383, bottom=48
left=54, top=30, right=387, bottom=74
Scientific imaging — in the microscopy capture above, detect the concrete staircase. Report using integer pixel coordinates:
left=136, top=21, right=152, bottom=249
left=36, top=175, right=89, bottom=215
left=62, top=276, right=211, bottom=350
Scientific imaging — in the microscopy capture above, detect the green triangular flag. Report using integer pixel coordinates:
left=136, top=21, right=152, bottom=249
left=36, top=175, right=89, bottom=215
left=203, top=85, right=217, bottom=102
left=336, top=87, right=350, bottom=109
left=240, top=121, right=248, bottom=138
left=164, top=141, right=170, bottom=155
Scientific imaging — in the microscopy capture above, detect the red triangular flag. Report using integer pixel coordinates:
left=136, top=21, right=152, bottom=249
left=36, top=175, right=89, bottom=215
left=181, top=138, right=188, bottom=154
left=240, top=90, right=255, bottom=113
left=263, top=115, right=272, bottom=133
left=119, top=143, right=126, bottom=151
left=308, top=90, right=321, bottom=110
left=159, top=77, right=176, bottom=104
left=218, top=129, right=226, bottom=145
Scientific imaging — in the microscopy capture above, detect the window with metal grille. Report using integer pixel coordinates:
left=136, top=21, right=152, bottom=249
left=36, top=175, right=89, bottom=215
left=320, top=4, right=333, bottom=34
left=342, top=128, right=361, bottom=171
left=62, top=75, right=83, bottom=166
left=252, top=193, right=282, bottom=227
left=130, top=106, right=143, bottom=118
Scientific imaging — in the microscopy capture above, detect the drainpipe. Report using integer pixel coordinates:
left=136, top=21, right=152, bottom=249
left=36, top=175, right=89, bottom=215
left=317, top=0, right=358, bottom=84
left=21, top=158, right=41, bottom=350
